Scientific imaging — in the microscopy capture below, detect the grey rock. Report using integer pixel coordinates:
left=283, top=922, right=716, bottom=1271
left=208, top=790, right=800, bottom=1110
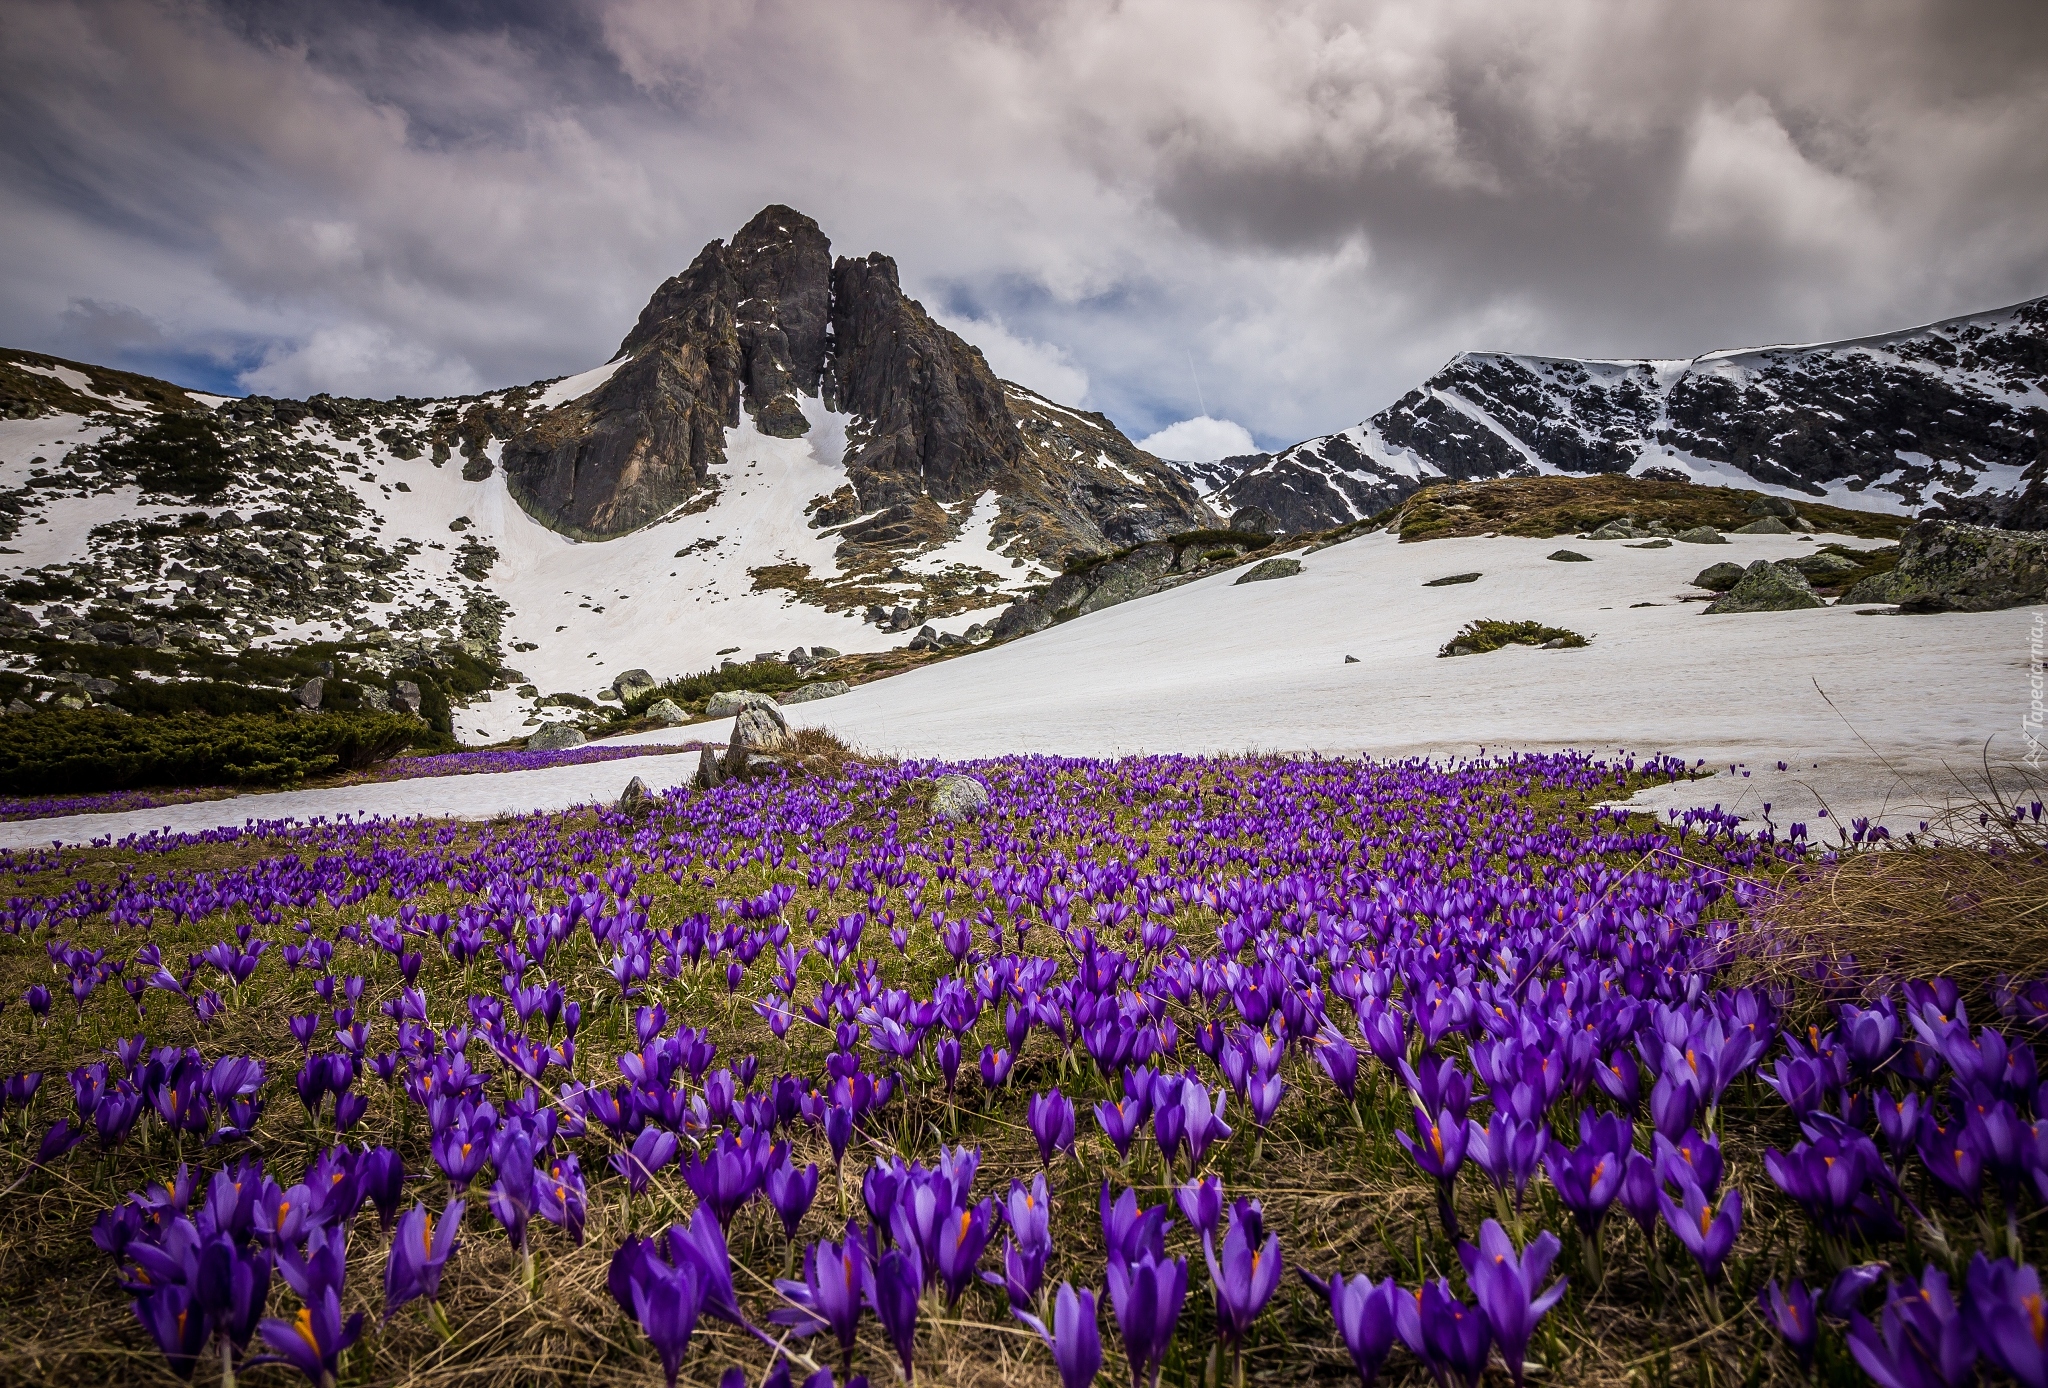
left=1733, top=516, right=1795, bottom=535
left=1676, top=526, right=1728, bottom=544
left=810, top=646, right=841, bottom=658
left=1344, top=655, right=1360, bottom=664
left=295, top=676, right=324, bottom=710
left=394, top=680, right=422, bottom=715
left=692, top=746, right=724, bottom=789
left=1692, top=562, right=1747, bottom=591
left=5, top=698, right=31, bottom=715
left=1228, top=506, right=1279, bottom=537
left=724, top=701, right=793, bottom=774
left=992, top=598, right=1054, bottom=641
left=705, top=689, right=778, bottom=718
left=1626, top=538, right=1673, bottom=549
left=1234, top=557, right=1303, bottom=585
left=1588, top=519, right=1640, bottom=541
left=527, top=722, right=587, bottom=751
left=1704, top=560, right=1824, bottom=613
left=1787, top=550, right=1863, bottom=582
left=889, top=606, right=914, bottom=631
left=617, top=775, right=654, bottom=815
left=1424, top=572, right=1482, bottom=586
left=1547, top=550, right=1592, bottom=562
left=614, top=668, right=658, bottom=701
left=644, top=697, right=689, bottom=725
left=88, top=621, right=134, bottom=645
left=359, top=686, right=392, bottom=713
left=1878, top=518, right=2048, bottom=613
left=1077, top=543, right=1177, bottom=613
left=781, top=680, right=851, bottom=704
left=931, top=773, right=991, bottom=821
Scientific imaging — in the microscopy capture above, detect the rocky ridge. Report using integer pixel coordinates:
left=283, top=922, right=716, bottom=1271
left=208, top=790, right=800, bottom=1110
left=1185, top=296, right=2048, bottom=535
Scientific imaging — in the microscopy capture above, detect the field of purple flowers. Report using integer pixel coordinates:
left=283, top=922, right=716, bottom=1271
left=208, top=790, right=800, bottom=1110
left=0, top=752, right=2043, bottom=1388
left=0, top=741, right=701, bottom=822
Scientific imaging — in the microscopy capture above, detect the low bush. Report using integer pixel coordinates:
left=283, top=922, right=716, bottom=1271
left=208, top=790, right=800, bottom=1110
left=0, top=709, right=449, bottom=794
left=622, top=659, right=810, bottom=718
left=1438, top=618, right=1589, bottom=656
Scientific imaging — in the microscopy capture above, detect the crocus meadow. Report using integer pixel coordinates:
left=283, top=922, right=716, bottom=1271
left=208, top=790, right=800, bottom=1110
left=0, top=752, right=2042, bottom=1387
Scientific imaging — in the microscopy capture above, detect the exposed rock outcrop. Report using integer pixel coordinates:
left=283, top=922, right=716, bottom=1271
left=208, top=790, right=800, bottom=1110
left=1847, top=519, right=2048, bottom=612
left=1704, top=561, right=1824, bottom=614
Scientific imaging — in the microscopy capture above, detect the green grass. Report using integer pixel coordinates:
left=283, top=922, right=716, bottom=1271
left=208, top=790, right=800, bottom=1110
left=1438, top=619, right=1590, bottom=657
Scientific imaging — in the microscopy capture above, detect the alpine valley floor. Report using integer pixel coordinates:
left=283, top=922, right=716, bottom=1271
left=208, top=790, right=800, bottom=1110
left=8, top=526, right=2027, bottom=849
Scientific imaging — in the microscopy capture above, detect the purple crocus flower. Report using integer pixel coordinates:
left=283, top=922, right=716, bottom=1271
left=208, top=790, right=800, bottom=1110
left=1542, top=1112, right=1631, bottom=1238
left=135, top=1282, right=209, bottom=1381
left=1617, top=1151, right=1662, bottom=1237
left=1106, top=1252, right=1187, bottom=1388
left=1657, top=1181, right=1741, bottom=1283
left=766, top=1154, right=821, bottom=1240
left=1181, top=1082, right=1232, bottom=1168
left=869, top=1245, right=921, bottom=1382
left=359, top=1147, right=405, bottom=1232
left=1758, top=1277, right=1819, bottom=1371
left=537, top=1153, right=588, bottom=1245
left=1029, top=1089, right=1077, bottom=1167
left=1846, top=1268, right=1977, bottom=1388
left=625, top=1252, right=706, bottom=1388
left=1300, top=1270, right=1398, bottom=1387
left=384, top=1200, right=464, bottom=1316
left=613, top=1128, right=680, bottom=1197
left=1466, top=1112, right=1545, bottom=1210
left=1016, top=1282, right=1103, bottom=1388
left=1313, top=1028, right=1361, bottom=1101
left=1204, top=1200, right=1281, bottom=1347
left=259, top=1247, right=363, bottom=1387
left=1176, top=1176, right=1224, bottom=1242
left=1458, top=1220, right=1566, bottom=1388
left=1095, top=1097, right=1144, bottom=1159
left=1963, top=1253, right=2047, bottom=1387
left=769, top=1226, right=868, bottom=1357
left=1102, top=1183, right=1172, bottom=1270
left=933, top=1198, right=995, bottom=1307
left=1396, top=1280, right=1492, bottom=1388
left=1653, top=1129, right=1723, bottom=1198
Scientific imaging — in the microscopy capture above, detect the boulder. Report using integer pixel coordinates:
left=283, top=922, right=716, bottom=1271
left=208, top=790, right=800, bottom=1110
left=1691, top=562, right=1747, bottom=591
left=1787, top=550, right=1863, bottom=582
left=613, top=668, right=658, bottom=701
left=1588, top=519, right=1641, bottom=541
left=1547, top=550, right=1592, bottom=563
left=295, top=676, right=324, bottom=710
left=617, top=776, right=654, bottom=815
left=1228, top=506, right=1279, bottom=538
left=782, top=680, right=851, bottom=705
left=1676, top=526, right=1728, bottom=544
left=705, top=689, right=777, bottom=718
left=394, top=680, right=423, bottom=716
left=1424, top=572, right=1482, bottom=587
left=1626, top=539, right=1673, bottom=549
left=724, top=701, right=793, bottom=775
left=909, top=625, right=943, bottom=651
left=1862, top=518, right=2048, bottom=613
left=811, top=646, right=842, bottom=658
left=1704, top=560, right=1824, bottom=614
left=645, top=698, right=689, bottom=725
left=527, top=722, right=587, bottom=751
left=1732, top=516, right=1795, bottom=535
left=1234, top=557, right=1303, bottom=585
left=1077, top=543, right=1179, bottom=613
left=931, top=773, right=991, bottom=821
left=992, top=598, right=1054, bottom=642
left=692, top=746, right=724, bottom=789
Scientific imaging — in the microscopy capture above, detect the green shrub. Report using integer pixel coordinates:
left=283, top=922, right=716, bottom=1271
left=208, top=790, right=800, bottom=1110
left=0, top=710, right=450, bottom=794
left=1438, top=619, right=1589, bottom=657
left=622, top=660, right=808, bottom=718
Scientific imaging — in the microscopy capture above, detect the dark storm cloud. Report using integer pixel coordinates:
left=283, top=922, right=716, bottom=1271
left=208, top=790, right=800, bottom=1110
left=0, top=0, right=2044, bottom=446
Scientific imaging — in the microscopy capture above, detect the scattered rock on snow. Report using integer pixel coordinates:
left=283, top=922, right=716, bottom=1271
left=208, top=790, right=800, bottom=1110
left=705, top=689, right=777, bottom=718
left=1626, top=538, right=1672, bottom=549
left=1691, top=562, right=1747, bottom=591
left=1424, top=572, right=1481, bottom=587
left=1852, top=518, right=2048, bottom=612
left=931, top=773, right=990, bottom=821
left=527, top=722, right=587, bottom=751
left=1703, top=560, right=1823, bottom=613
left=724, top=701, right=793, bottom=775
left=613, top=668, right=658, bottom=701
left=1732, top=516, right=1795, bottom=535
left=782, top=680, right=851, bottom=705
left=1234, top=557, right=1303, bottom=585
left=1676, top=526, right=1729, bottom=544
left=1344, top=655, right=1360, bottom=664
left=644, top=698, right=688, bottom=725
left=1547, top=550, right=1592, bottom=562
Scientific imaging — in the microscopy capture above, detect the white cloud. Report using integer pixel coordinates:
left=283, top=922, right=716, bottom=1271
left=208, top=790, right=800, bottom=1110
left=238, top=325, right=484, bottom=400
left=1137, top=416, right=1260, bottom=462
left=936, top=312, right=1090, bottom=405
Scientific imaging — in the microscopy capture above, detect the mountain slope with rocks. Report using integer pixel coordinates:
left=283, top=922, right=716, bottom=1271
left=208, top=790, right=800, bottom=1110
left=0, top=206, right=1211, bottom=743
left=1188, top=296, right=2048, bottom=534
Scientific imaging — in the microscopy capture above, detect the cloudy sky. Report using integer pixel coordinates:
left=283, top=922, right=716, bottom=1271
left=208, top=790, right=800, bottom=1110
left=3, top=0, right=2045, bottom=457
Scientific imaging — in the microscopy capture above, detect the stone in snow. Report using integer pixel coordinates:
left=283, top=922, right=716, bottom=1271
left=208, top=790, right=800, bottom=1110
left=1676, top=526, right=1728, bottom=544
left=781, top=680, right=851, bottom=705
left=1692, top=562, right=1747, bottom=591
left=1234, top=557, right=1303, bottom=585
left=705, top=689, right=778, bottom=718
left=644, top=698, right=688, bottom=726
left=613, top=668, right=658, bottom=701
left=1547, top=550, right=1592, bottom=562
left=1704, top=560, right=1823, bottom=614
left=527, top=723, right=587, bottom=751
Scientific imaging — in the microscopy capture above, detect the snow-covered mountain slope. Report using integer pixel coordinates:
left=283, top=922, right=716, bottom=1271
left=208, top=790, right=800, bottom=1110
left=1192, top=297, right=2048, bottom=534
left=0, top=206, right=1215, bottom=743
left=15, top=522, right=2021, bottom=847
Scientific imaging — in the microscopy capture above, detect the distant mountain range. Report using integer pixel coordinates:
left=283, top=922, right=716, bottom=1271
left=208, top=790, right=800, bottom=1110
left=1180, top=297, right=2047, bottom=534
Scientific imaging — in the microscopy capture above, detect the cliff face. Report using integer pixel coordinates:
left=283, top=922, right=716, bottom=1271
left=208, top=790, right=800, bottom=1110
left=1186, top=297, right=2048, bottom=534
left=500, top=205, right=1212, bottom=558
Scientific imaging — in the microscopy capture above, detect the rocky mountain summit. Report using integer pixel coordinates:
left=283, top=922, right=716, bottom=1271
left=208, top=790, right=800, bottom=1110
left=1188, top=296, right=2048, bottom=535
left=501, top=205, right=1211, bottom=562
